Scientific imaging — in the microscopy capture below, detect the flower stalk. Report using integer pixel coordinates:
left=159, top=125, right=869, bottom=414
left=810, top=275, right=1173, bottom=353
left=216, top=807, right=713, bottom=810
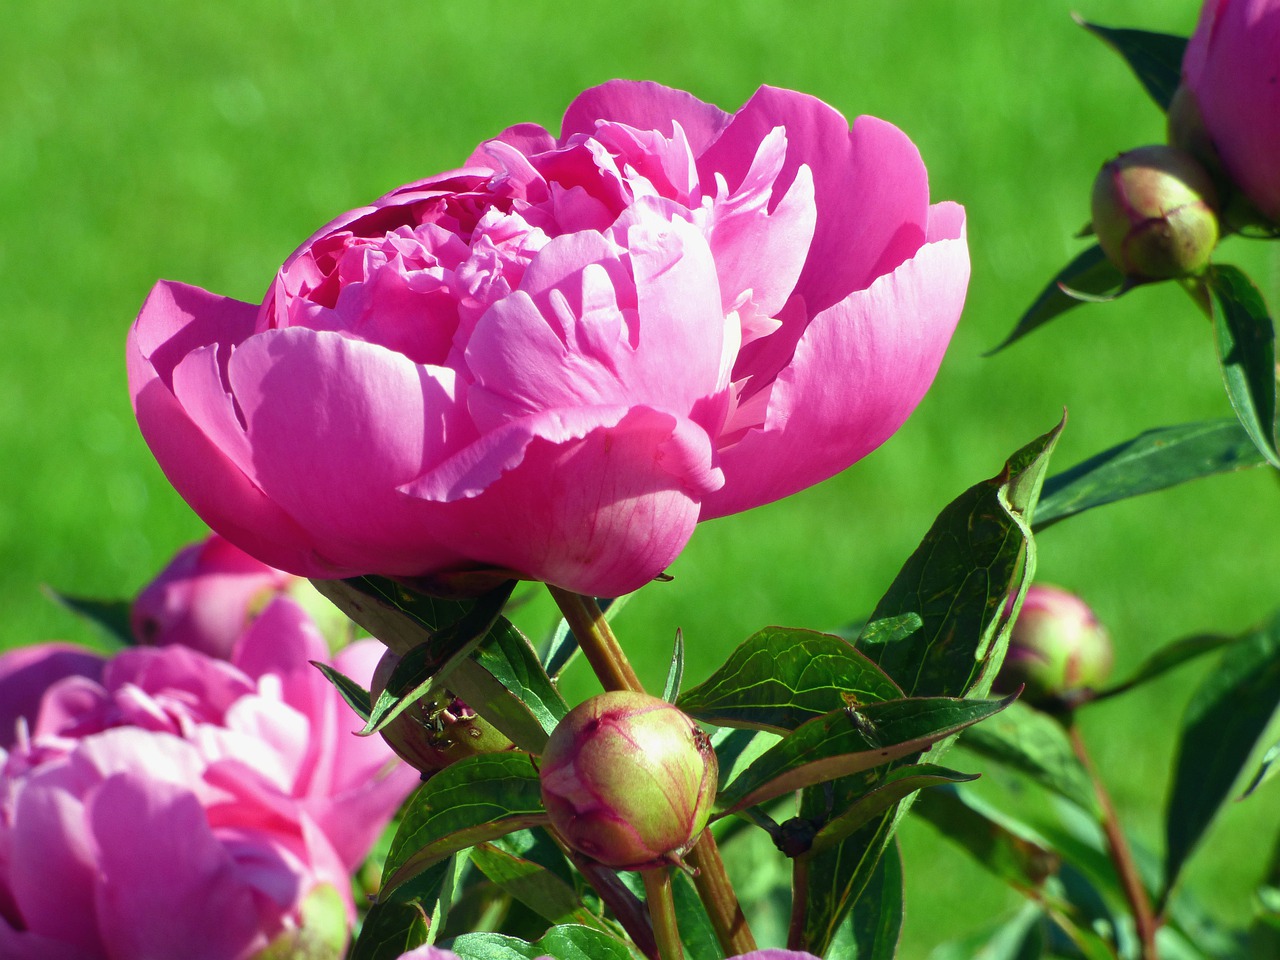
left=642, top=868, right=684, bottom=960
left=546, top=586, right=757, bottom=956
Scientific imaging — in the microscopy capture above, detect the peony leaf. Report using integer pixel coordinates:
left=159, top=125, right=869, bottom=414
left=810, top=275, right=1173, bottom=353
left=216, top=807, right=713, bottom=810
left=662, top=628, right=685, bottom=703
left=822, top=841, right=904, bottom=960
left=351, top=859, right=455, bottom=959
left=715, top=694, right=1012, bottom=815
left=450, top=924, right=634, bottom=960
left=1163, top=610, right=1280, bottom=900
left=381, top=752, right=549, bottom=898
left=312, top=575, right=479, bottom=653
left=808, top=764, right=978, bottom=857
left=1239, top=738, right=1280, bottom=800
left=469, top=840, right=609, bottom=932
left=989, top=244, right=1126, bottom=354
left=1034, top=419, right=1266, bottom=530
left=957, top=700, right=1098, bottom=813
left=1205, top=265, right=1280, bottom=469
left=796, top=424, right=1059, bottom=956
left=1076, top=19, right=1189, bottom=111
left=540, top=593, right=630, bottom=678
left=1092, top=631, right=1236, bottom=702
left=42, top=588, right=133, bottom=647
left=678, top=626, right=902, bottom=733
left=310, top=661, right=372, bottom=722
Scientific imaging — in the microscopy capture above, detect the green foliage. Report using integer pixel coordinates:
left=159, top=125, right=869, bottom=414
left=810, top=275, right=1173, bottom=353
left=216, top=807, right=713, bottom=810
left=42, top=589, right=133, bottom=648
left=1077, top=20, right=1188, bottom=111
left=991, top=244, right=1126, bottom=354
left=449, top=925, right=634, bottom=960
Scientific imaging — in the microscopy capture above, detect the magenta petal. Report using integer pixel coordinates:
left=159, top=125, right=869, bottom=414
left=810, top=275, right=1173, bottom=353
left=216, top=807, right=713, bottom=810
left=699, top=87, right=930, bottom=314
left=0, top=644, right=103, bottom=749
left=703, top=208, right=968, bottom=519
left=225, top=328, right=468, bottom=576
left=88, top=773, right=265, bottom=960
left=560, top=79, right=733, bottom=154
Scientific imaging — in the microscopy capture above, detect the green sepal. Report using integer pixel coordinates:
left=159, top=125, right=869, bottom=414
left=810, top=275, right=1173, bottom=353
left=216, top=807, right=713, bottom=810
left=43, top=588, right=133, bottom=648
left=989, top=245, right=1125, bottom=354
left=1077, top=18, right=1189, bottom=112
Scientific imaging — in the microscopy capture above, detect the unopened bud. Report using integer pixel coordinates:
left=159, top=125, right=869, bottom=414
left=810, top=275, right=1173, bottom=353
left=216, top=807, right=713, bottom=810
left=1090, top=145, right=1220, bottom=281
left=371, top=651, right=513, bottom=777
left=997, top=585, right=1113, bottom=707
left=539, top=691, right=717, bottom=870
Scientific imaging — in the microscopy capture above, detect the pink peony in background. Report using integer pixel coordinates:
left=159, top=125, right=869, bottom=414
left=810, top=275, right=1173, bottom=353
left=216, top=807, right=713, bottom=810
left=129, top=79, right=968, bottom=598
left=0, top=561, right=416, bottom=959
left=131, top=533, right=297, bottom=659
left=1182, top=0, right=1280, bottom=222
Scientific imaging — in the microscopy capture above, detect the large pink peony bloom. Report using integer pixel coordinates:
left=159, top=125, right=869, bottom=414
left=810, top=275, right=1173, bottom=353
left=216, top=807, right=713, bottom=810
left=1182, top=0, right=1280, bottom=222
left=0, top=598, right=417, bottom=960
left=128, top=80, right=968, bottom=598
left=131, top=533, right=297, bottom=659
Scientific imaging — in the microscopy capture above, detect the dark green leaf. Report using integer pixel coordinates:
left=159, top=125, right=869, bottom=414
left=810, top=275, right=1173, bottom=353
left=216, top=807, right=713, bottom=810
left=469, top=842, right=605, bottom=931
left=823, top=841, right=904, bottom=960
left=989, top=245, right=1125, bottom=354
left=1164, top=612, right=1280, bottom=896
left=310, top=661, right=372, bottom=723
left=447, top=619, right=568, bottom=752
left=450, top=925, right=634, bottom=960
left=311, top=575, right=477, bottom=653
left=1240, top=738, right=1280, bottom=799
left=716, top=694, right=1012, bottom=815
left=809, top=764, right=978, bottom=856
left=1078, top=20, right=1189, bottom=111
left=663, top=629, right=685, bottom=703
left=1034, top=419, right=1267, bottom=531
left=912, top=787, right=1060, bottom=894
left=862, top=421, right=1061, bottom=699
left=678, top=627, right=901, bottom=733
left=43, top=588, right=133, bottom=647
left=351, top=859, right=455, bottom=960
left=957, top=700, right=1098, bottom=813
left=1093, top=631, right=1236, bottom=702
left=1206, top=265, right=1280, bottom=468
left=670, top=868, right=723, bottom=960
left=382, top=753, right=548, bottom=897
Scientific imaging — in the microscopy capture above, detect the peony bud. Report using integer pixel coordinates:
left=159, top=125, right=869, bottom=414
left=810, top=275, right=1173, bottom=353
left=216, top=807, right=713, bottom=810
left=539, top=691, right=717, bottom=870
left=370, top=650, right=514, bottom=777
left=1090, top=144, right=1220, bottom=281
left=996, top=584, right=1114, bottom=706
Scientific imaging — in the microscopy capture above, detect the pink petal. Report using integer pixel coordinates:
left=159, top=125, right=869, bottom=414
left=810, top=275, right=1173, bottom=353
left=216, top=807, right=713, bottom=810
left=0, top=644, right=103, bottom=749
left=698, top=87, right=930, bottom=314
left=559, top=79, right=733, bottom=155
left=702, top=206, right=968, bottom=519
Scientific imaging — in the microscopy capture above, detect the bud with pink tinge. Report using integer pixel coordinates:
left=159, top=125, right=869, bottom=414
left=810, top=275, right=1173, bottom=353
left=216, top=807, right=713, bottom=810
left=539, top=691, right=718, bottom=870
left=997, top=584, right=1114, bottom=706
left=1090, top=145, right=1220, bottom=281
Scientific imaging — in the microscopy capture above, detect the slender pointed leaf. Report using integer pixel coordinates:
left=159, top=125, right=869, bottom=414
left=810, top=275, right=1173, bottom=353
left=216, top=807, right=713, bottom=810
left=926, top=903, right=1045, bottom=960
left=1206, top=264, right=1280, bottom=468
left=990, top=245, right=1125, bottom=354
left=1240, top=739, right=1280, bottom=800
left=469, top=842, right=606, bottom=931
left=1078, top=20, right=1188, bottom=110
left=351, top=859, right=455, bottom=960
left=1164, top=612, right=1280, bottom=895
left=311, top=575, right=478, bottom=654
left=43, top=588, right=133, bottom=647
left=1093, top=631, right=1236, bottom=701
left=957, top=700, right=1098, bottom=813
left=382, top=753, right=548, bottom=897
left=311, top=661, right=372, bottom=723
left=717, top=694, right=1012, bottom=815
left=541, top=593, right=630, bottom=678
left=679, top=627, right=902, bottom=733
left=862, top=421, right=1061, bottom=699
left=670, top=868, right=723, bottom=960
left=824, top=841, right=904, bottom=960
left=1034, top=419, right=1267, bottom=531
left=663, top=629, right=685, bottom=703
left=450, top=925, right=634, bottom=960
left=810, top=765, right=979, bottom=856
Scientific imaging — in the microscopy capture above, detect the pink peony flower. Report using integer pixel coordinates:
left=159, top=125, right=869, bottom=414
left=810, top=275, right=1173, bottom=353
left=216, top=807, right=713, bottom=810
left=131, top=533, right=297, bottom=659
left=128, top=80, right=967, bottom=598
left=0, top=597, right=417, bottom=959
left=1181, top=0, right=1280, bottom=222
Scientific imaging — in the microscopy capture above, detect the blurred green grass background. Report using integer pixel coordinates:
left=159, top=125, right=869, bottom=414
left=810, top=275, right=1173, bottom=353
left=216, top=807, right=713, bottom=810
left=3, top=0, right=1277, bottom=954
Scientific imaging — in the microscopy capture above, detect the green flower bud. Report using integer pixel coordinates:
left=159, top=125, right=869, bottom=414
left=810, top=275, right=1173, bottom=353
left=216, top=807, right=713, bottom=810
left=996, top=584, right=1114, bottom=707
left=539, top=691, right=718, bottom=870
left=371, top=650, right=514, bottom=778
left=1090, top=144, right=1220, bottom=280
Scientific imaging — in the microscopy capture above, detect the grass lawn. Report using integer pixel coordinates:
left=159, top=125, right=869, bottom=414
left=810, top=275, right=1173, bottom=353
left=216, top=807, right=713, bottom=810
left=3, top=0, right=1276, bottom=954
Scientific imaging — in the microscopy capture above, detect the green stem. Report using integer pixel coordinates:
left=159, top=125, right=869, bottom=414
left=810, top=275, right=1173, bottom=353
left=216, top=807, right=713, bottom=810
left=546, top=585, right=757, bottom=957
left=546, top=586, right=641, bottom=692
left=1068, top=721, right=1160, bottom=960
left=787, top=855, right=810, bottom=951
left=643, top=868, right=684, bottom=960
